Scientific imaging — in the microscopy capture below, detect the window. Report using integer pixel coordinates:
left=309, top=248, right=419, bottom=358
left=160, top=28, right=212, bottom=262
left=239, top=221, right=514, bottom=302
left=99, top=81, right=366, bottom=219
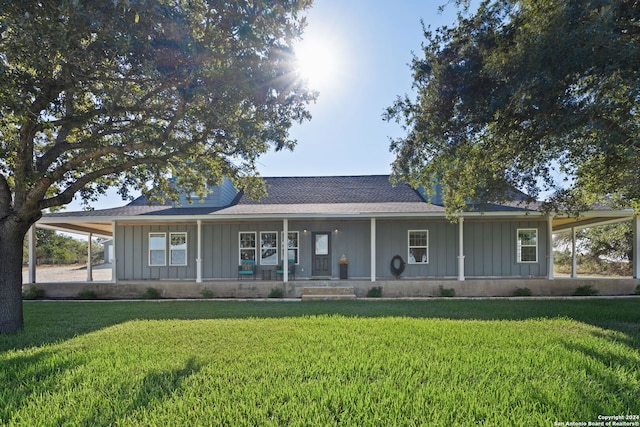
left=239, top=232, right=256, bottom=261
left=408, top=230, right=429, bottom=264
left=260, top=231, right=278, bottom=265
left=517, top=229, right=538, bottom=263
left=149, top=233, right=166, bottom=266
left=169, top=232, right=187, bottom=266
left=285, top=231, right=299, bottom=264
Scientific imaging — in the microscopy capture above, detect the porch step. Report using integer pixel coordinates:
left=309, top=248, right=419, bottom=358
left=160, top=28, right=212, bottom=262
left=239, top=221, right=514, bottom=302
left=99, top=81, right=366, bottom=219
left=302, top=286, right=356, bottom=301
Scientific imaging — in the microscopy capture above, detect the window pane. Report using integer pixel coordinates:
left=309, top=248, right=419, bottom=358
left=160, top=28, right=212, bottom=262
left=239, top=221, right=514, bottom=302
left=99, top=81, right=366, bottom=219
left=315, top=234, right=328, bottom=255
left=149, top=234, right=165, bottom=250
left=170, top=250, right=186, bottom=265
left=150, top=249, right=165, bottom=266
left=521, top=247, right=537, bottom=262
left=240, top=249, right=255, bottom=261
left=409, top=248, right=428, bottom=264
left=287, top=248, right=298, bottom=264
left=518, top=230, right=537, bottom=245
left=410, top=231, right=427, bottom=246
left=260, top=232, right=277, bottom=265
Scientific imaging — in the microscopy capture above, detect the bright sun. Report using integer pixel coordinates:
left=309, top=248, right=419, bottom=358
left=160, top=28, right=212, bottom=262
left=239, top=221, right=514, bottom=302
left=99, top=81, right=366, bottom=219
left=294, top=37, right=340, bottom=91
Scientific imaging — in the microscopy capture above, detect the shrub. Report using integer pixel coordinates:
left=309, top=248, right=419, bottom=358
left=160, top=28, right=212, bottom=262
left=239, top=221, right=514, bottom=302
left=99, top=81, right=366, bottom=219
left=438, top=286, right=455, bottom=298
left=366, top=286, right=383, bottom=298
left=200, top=288, right=214, bottom=299
left=635, top=284, right=640, bottom=295
left=573, top=284, right=599, bottom=296
left=514, top=287, right=532, bottom=297
left=78, top=289, right=98, bottom=299
left=268, top=288, right=284, bottom=298
left=141, top=287, right=162, bottom=299
left=22, top=285, right=45, bottom=300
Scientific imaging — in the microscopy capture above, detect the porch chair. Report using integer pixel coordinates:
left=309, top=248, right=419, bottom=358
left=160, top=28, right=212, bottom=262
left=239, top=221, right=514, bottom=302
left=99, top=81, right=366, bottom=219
left=276, top=259, right=295, bottom=280
left=238, top=259, right=256, bottom=280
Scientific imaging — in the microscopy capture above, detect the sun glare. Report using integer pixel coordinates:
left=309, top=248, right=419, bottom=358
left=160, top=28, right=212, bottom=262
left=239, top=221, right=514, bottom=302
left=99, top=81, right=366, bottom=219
left=294, top=37, right=341, bottom=91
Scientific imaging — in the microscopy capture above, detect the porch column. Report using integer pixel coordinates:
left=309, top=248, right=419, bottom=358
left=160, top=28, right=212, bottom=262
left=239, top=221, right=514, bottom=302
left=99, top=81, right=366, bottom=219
left=111, top=220, right=117, bottom=284
left=28, top=225, right=36, bottom=284
left=283, top=218, right=289, bottom=282
left=370, top=218, right=376, bottom=282
left=196, top=220, right=203, bottom=283
left=571, top=227, right=578, bottom=278
left=633, top=216, right=640, bottom=279
left=87, top=232, right=93, bottom=282
left=457, top=217, right=465, bottom=281
left=547, top=215, right=554, bottom=280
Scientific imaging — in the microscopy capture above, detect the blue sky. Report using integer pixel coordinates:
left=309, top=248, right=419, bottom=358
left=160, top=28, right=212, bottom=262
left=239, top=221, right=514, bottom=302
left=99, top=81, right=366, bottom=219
left=258, top=0, right=463, bottom=177
left=69, top=1, right=466, bottom=211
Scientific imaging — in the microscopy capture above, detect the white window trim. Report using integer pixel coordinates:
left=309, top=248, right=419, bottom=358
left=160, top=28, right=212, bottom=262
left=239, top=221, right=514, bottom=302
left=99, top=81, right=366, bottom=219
left=239, top=231, right=257, bottom=263
left=408, top=230, right=429, bottom=264
left=282, top=231, right=300, bottom=265
left=149, top=232, right=167, bottom=267
left=260, top=231, right=279, bottom=265
left=517, top=228, right=538, bottom=263
left=169, top=232, right=188, bottom=266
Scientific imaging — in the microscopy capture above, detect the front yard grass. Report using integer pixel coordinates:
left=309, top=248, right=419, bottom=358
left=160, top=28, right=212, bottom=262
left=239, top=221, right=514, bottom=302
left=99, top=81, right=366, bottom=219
left=1, top=299, right=639, bottom=426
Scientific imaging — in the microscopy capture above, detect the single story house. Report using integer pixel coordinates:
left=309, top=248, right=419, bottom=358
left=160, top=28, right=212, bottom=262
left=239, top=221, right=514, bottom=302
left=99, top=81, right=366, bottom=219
left=33, top=175, right=639, bottom=297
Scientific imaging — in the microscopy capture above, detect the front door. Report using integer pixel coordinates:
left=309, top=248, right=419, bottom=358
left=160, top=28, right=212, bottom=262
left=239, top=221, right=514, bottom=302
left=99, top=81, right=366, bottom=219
left=312, top=232, right=331, bottom=277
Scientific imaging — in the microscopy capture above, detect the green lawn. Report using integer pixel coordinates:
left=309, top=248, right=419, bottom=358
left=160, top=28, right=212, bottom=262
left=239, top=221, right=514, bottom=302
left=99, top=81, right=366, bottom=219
left=1, top=299, right=639, bottom=426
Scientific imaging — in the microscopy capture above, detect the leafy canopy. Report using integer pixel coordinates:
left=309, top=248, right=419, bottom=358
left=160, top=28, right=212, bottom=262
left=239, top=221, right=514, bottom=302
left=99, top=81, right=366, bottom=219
left=386, top=0, right=639, bottom=216
left=0, top=0, right=315, bottom=224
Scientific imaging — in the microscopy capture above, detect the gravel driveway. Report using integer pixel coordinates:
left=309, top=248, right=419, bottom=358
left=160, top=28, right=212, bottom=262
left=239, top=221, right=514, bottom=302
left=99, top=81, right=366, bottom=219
left=22, top=264, right=112, bottom=283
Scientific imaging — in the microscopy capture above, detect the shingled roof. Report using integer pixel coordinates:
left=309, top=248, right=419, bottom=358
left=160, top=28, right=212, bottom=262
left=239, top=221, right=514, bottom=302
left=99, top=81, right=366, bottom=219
left=237, top=175, right=425, bottom=205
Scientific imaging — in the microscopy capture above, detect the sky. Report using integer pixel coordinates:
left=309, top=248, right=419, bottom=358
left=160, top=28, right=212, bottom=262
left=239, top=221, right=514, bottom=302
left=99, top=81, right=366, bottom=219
left=68, top=1, right=468, bottom=211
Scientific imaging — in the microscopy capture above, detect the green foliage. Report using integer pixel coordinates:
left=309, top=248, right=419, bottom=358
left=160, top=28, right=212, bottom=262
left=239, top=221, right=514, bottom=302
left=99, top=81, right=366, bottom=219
left=141, top=287, right=162, bottom=300
left=635, top=284, right=640, bottom=296
left=438, top=285, right=456, bottom=298
left=386, top=0, right=640, bottom=216
left=2, top=300, right=639, bottom=425
left=366, top=286, right=383, bottom=298
left=22, top=285, right=45, bottom=300
left=77, top=289, right=98, bottom=300
left=573, top=285, right=600, bottom=297
left=22, top=229, right=98, bottom=265
left=514, top=287, right=532, bottom=297
left=267, top=287, right=284, bottom=298
left=200, top=288, right=214, bottom=299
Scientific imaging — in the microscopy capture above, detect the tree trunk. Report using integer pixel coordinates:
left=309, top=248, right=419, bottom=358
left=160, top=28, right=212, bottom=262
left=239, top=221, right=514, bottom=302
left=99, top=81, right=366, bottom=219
left=0, top=217, right=29, bottom=334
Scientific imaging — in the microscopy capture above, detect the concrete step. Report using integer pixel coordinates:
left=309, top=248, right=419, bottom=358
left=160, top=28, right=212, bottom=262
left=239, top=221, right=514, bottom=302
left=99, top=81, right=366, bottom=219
left=302, top=286, right=356, bottom=301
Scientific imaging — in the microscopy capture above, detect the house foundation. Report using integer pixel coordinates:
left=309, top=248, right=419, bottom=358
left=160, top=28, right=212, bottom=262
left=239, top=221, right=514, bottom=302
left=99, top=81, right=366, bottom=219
left=23, top=278, right=640, bottom=300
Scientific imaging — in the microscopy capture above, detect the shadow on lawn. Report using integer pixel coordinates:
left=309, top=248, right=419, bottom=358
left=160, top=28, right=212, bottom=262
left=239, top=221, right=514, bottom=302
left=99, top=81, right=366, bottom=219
left=1, top=298, right=639, bottom=351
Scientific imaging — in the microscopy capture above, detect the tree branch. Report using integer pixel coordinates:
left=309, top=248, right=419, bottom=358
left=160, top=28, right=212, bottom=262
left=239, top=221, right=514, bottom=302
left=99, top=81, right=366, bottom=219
left=38, top=154, right=178, bottom=210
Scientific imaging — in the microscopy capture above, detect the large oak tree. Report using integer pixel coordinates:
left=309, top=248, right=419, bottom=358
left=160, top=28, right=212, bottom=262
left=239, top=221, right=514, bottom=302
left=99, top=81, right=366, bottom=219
left=0, top=0, right=315, bottom=333
left=386, top=0, right=639, bottom=216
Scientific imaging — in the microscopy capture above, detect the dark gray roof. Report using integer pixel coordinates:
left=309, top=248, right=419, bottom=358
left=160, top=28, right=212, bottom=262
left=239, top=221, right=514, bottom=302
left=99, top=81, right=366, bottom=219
left=44, top=175, right=540, bottom=219
left=238, top=175, right=425, bottom=205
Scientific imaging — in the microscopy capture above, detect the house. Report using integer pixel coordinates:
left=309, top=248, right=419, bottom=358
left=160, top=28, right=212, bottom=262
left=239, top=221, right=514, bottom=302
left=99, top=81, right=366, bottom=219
left=33, top=175, right=639, bottom=297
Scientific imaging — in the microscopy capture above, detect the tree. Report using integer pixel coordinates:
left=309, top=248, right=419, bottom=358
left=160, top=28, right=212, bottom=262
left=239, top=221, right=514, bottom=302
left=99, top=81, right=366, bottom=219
left=385, top=0, right=639, bottom=216
left=0, top=0, right=315, bottom=333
